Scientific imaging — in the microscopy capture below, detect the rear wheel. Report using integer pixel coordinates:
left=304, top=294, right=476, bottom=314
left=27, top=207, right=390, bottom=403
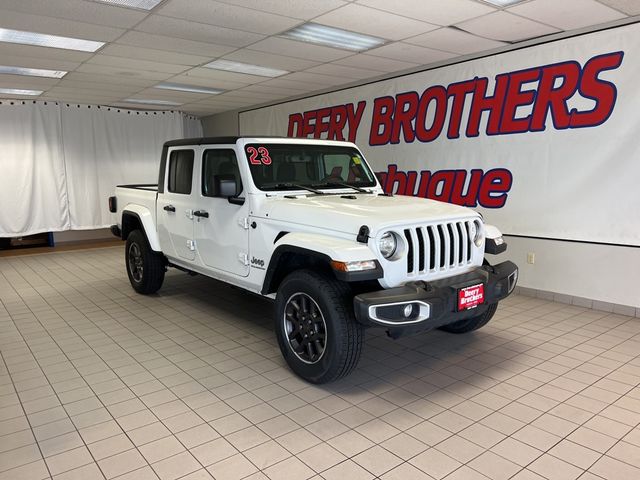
left=275, top=270, right=363, bottom=384
left=440, top=303, right=498, bottom=333
left=125, top=229, right=165, bottom=294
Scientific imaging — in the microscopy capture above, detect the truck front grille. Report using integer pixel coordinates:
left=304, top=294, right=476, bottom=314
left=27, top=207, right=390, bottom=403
left=403, top=220, right=474, bottom=274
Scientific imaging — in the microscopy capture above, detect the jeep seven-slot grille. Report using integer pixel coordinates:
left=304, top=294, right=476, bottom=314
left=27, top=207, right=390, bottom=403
left=403, top=221, right=473, bottom=274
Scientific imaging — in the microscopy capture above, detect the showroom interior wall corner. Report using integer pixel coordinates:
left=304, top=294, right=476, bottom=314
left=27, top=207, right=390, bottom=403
left=0, top=101, right=202, bottom=237
left=201, top=110, right=240, bottom=136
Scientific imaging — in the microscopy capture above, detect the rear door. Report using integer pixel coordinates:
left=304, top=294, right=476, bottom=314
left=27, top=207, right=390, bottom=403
left=157, top=148, right=197, bottom=261
left=193, top=147, right=250, bottom=277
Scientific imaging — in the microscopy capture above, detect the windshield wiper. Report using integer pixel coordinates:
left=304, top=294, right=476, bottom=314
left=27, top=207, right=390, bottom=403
left=314, top=181, right=372, bottom=194
left=274, top=183, right=325, bottom=195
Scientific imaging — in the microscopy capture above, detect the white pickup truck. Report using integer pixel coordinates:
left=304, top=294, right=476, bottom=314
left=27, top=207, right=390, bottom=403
left=109, top=137, right=518, bottom=383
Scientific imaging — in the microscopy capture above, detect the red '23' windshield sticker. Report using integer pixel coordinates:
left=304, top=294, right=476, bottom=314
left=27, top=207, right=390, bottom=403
left=247, top=146, right=271, bottom=165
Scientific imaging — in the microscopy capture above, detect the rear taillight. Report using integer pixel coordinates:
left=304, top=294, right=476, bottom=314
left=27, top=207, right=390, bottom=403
left=108, top=196, right=117, bottom=213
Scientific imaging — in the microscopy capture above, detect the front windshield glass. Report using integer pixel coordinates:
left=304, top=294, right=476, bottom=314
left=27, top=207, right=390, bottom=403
left=244, top=143, right=377, bottom=191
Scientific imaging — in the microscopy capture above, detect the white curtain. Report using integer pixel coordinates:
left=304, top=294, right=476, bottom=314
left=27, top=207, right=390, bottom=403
left=0, top=101, right=202, bottom=236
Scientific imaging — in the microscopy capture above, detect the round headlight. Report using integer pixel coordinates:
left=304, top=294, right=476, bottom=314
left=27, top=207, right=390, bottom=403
left=472, top=220, right=483, bottom=247
left=379, top=232, right=397, bottom=259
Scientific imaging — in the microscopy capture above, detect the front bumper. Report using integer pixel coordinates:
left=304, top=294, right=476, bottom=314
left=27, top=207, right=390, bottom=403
left=353, top=261, right=518, bottom=336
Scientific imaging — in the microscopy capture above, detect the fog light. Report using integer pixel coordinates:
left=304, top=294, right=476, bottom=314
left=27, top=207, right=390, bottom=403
left=403, top=304, right=413, bottom=317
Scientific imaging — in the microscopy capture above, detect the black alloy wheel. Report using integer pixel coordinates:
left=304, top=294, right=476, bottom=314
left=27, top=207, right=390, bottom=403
left=283, top=292, right=327, bottom=364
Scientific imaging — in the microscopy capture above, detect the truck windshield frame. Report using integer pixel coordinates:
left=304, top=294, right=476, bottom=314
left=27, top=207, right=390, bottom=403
left=244, top=143, right=377, bottom=192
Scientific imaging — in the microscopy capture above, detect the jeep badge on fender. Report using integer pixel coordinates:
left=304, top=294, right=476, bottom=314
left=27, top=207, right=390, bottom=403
left=109, top=137, right=518, bottom=384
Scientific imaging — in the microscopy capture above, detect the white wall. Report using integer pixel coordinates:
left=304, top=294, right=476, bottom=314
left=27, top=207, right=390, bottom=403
left=201, top=110, right=239, bottom=136
left=495, top=236, right=640, bottom=311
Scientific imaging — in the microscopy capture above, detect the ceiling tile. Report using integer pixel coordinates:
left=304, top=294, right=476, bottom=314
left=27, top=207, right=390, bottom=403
left=303, top=63, right=385, bottom=80
left=157, top=0, right=301, bottom=35
left=508, top=0, right=626, bottom=30
left=279, top=71, right=353, bottom=87
left=314, top=4, right=438, bottom=41
left=86, top=54, right=191, bottom=74
left=241, top=83, right=309, bottom=95
left=333, top=54, right=420, bottom=72
left=115, top=31, right=235, bottom=58
left=597, top=0, right=640, bottom=15
left=136, top=88, right=211, bottom=102
left=63, top=71, right=156, bottom=87
left=0, top=8, right=125, bottom=42
left=0, top=75, right=59, bottom=88
left=247, top=37, right=353, bottom=63
left=222, top=50, right=320, bottom=72
left=75, top=63, right=174, bottom=81
left=252, top=77, right=329, bottom=93
left=0, top=54, right=80, bottom=72
left=167, top=74, right=250, bottom=91
left=0, top=43, right=93, bottom=63
left=406, top=27, right=507, bottom=54
left=135, top=15, right=265, bottom=47
left=356, top=0, right=496, bottom=26
left=0, top=0, right=146, bottom=28
left=456, top=11, right=560, bottom=42
left=180, top=67, right=265, bottom=85
left=99, top=44, right=211, bottom=67
left=212, top=0, right=348, bottom=20
left=56, top=79, right=142, bottom=93
left=366, top=42, right=457, bottom=64
left=44, top=86, right=129, bottom=98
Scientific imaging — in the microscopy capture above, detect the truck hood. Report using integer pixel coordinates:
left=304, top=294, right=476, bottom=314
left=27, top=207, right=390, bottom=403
left=258, top=193, right=478, bottom=236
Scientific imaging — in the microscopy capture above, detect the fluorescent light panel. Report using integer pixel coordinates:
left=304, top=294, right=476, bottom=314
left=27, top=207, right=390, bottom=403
left=123, top=98, right=182, bottom=106
left=155, top=82, right=224, bottom=95
left=91, top=0, right=164, bottom=10
left=0, top=88, right=42, bottom=96
left=0, top=27, right=104, bottom=52
left=280, top=23, right=385, bottom=52
left=204, top=60, right=289, bottom=78
left=0, top=65, right=67, bottom=78
left=481, top=0, right=527, bottom=6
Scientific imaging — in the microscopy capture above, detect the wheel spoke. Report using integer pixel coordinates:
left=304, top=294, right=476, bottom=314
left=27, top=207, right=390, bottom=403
left=282, top=292, right=327, bottom=365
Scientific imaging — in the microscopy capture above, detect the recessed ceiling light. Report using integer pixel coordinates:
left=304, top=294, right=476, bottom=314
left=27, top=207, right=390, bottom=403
left=0, top=88, right=43, bottom=96
left=155, top=82, right=224, bottom=95
left=480, top=0, right=528, bottom=6
left=0, top=27, right=104, bottom=52
left=0, top=65, right=67, bottom=78
left=123, top=98, right=182, bottom=106
left=204, top=60, right=289, bottom=78
left=91, top=0, right=163, bottom=10
left=280, top=23, right=385, bottom=52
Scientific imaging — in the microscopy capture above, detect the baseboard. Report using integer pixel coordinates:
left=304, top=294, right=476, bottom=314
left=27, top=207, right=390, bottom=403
left=514, top=286, right=640, bottom=318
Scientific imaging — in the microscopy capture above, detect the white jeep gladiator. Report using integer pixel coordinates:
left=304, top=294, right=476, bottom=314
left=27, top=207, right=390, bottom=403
left=109, top=137, right=518, bottom=383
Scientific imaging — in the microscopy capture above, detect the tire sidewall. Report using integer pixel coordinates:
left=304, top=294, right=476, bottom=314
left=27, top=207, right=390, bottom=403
left=125, top=231, right=149, bottom=293
left=275, top=271, right=349, bottom=383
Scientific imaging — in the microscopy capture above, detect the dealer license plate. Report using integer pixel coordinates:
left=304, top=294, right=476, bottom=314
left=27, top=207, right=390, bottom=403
left=458, top=284, right=484, bottom=311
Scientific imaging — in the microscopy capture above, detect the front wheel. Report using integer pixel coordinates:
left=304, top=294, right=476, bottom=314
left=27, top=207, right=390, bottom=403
left=125, top=229, right=165, bottom=294
left=439, top=302, right=498, bottom=333
left=275, top=270, right=363, bottom=384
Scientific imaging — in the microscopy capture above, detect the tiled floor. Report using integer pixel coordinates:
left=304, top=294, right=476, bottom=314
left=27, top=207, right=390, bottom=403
left=1, top=247, right=639, bottom=480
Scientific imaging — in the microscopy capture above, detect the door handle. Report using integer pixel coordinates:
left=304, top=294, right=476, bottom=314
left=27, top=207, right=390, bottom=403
left=193, top=210, right=209, bottom=218
left=163, top=205, right=175, bottom=212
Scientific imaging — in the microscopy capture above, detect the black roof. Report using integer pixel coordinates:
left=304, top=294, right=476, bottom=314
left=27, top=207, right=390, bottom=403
left=163, top=136, right=353, bottom=147
left=164, top=136, right=290, bottom=147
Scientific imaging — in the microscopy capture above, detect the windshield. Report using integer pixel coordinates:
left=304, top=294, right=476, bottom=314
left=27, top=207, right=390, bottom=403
left=244, top=143, right=377, bottom=191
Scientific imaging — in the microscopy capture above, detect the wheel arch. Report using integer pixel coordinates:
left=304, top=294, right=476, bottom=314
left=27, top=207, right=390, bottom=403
left=121, top=205, right=161, bottom=251
left=261, top=232, right=381, bottom=295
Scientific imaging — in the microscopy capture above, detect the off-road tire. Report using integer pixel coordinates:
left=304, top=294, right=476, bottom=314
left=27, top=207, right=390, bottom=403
left=275, top=269, right=363, bottom=384
left=439, top=302, right=498, bottom=333
left=125, top=229, right=165, bottom=294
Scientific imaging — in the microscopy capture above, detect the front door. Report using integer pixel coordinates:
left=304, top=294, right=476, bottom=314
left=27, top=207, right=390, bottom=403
left=157, top=148, right=196, bottom=261
left=194, top=147, right=250, bottom=277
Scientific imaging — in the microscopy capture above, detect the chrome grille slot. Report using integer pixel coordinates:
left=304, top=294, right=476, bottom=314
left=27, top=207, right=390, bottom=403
left=404, top=219, right=475, bottom=275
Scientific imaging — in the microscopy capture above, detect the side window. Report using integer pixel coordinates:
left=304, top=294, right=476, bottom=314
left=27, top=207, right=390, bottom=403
left=167, top=149, right=194, bottom=194
left=202, top=149, right=242, bottom=197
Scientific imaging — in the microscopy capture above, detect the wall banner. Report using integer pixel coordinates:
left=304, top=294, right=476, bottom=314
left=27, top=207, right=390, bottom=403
left=240, top=23, right=640, bottom=246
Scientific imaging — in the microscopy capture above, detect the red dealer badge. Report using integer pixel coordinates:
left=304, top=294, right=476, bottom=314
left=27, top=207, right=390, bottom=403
left=458, top=284, right=484, bottom=311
